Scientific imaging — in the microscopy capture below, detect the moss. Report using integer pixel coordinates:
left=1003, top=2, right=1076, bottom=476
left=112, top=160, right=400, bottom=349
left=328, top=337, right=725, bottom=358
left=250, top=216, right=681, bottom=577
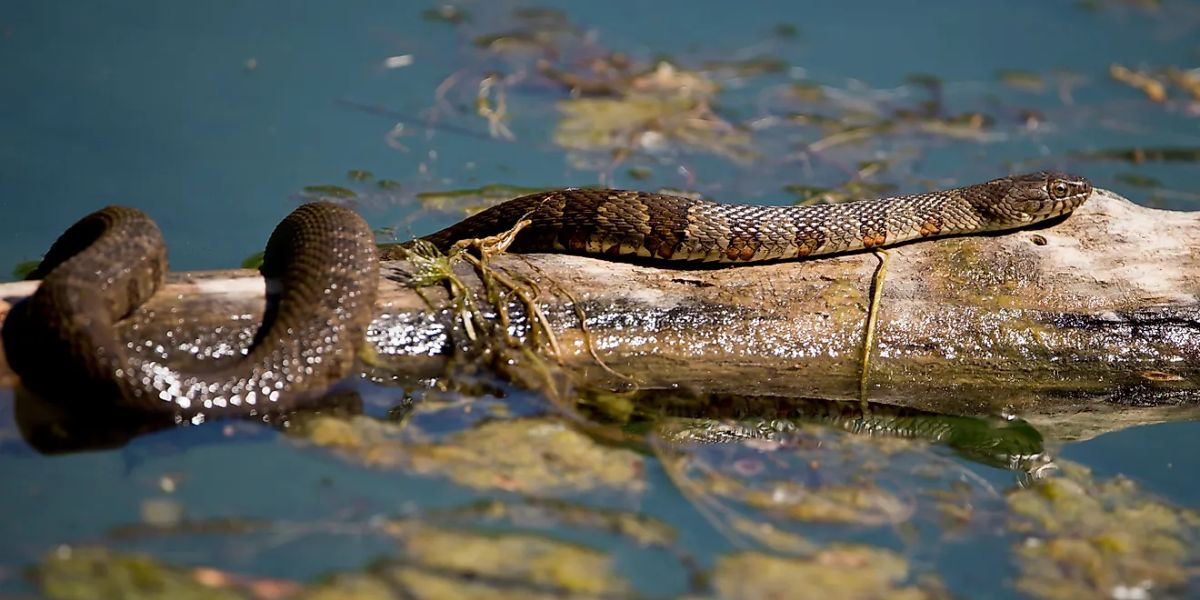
left=995, top=69, right=1046, bottom=92
left=626, top=166, right=653, bottom=181
left=405, top=418, right=645, bottom=493
left=772, top=23, right=800, bottom=39
left=328, top=523, right=633, bottom=599
left=301, top=574, right=395, bottom=600
left=473, top=31, right=557, bottom=52
left=298, top=414, right=389, bottom=450
left=414, top=184, right=550, bottom=217
left=708, top=546, right=935, bottom=600
left=929, top=238, right=1037, bottom=304
left=407, top=524, right=624, bottom=594
left=296, top=415, right=644, bottom=495
left=36, top=547, right=246, bottom=600
left=433, top=497, right=678, bottom=547
left=552, top=63, right=756, bottom=162
left=34, top=531, right=633, bottom=600
left=1008, top=461, right=1199, bottom=599
left=11, top=258, right=40, bottom=280
left=577, top=389, right=637, bottom=423
left=742, top=482, right=910, bottom=525
left=300, top=185, right=357, bottom=199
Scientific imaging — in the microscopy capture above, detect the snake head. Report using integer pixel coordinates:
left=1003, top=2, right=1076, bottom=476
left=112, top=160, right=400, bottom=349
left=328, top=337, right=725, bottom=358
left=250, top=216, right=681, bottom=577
left=999, top=171, right=1092, bottom=223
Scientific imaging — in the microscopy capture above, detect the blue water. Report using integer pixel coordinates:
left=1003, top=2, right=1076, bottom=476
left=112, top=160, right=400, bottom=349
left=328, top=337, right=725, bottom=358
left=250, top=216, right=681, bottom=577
left=1, top=1, right=1198, bottom=598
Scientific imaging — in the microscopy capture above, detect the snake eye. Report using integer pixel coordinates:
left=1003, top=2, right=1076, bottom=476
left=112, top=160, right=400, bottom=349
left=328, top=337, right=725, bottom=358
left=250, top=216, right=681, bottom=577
left=1049, top=180, right=1071, bottom=199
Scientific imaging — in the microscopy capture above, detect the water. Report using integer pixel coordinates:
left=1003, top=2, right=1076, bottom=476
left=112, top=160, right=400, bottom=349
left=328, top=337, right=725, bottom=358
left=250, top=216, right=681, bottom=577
left=1, top=1, right=1198, bottom=598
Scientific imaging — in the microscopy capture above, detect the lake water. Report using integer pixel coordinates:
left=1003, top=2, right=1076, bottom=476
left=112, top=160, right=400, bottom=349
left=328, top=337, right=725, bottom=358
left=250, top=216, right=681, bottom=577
left=1, top=1, right=1198, bottom=598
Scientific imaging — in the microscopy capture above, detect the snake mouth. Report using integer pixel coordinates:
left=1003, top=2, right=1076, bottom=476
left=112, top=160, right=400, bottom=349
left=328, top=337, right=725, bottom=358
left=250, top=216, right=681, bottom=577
left=1051, top=190, right=1091, bottom=217
left=1015, top=199, right=1086, bottom=221
left=1032, top=200, right=1085, bottom=221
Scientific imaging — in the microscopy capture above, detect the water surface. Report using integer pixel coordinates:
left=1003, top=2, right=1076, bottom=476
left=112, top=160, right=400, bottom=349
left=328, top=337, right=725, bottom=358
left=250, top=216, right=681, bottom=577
left=1, top=1, right=1198, bottom=598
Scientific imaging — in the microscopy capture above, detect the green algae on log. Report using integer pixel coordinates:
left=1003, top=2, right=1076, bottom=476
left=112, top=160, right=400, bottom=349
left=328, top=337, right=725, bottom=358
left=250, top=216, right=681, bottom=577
left=1, top=189, right=1198, bottom=436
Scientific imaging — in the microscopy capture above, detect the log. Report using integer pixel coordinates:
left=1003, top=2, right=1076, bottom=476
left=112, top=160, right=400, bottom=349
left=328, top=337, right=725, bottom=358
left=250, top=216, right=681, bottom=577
left=2, top=188, right=1198, bottom=440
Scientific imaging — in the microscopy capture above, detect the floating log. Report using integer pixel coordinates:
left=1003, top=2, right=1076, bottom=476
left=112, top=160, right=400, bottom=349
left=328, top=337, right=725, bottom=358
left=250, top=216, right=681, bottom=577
left=1, top=188, right=1198, bottom=440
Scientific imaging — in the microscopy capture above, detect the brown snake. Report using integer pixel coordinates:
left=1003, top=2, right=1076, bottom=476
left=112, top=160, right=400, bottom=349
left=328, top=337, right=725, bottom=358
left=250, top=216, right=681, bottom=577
left=389, top=171, right=1091, bottom=263
left=3, top=172, right=1089, bottom=421
left=2, top=203, right=379, bottom=422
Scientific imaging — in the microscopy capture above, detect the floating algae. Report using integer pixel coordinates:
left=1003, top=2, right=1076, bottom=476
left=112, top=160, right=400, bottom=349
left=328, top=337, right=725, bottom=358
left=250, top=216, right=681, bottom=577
left=415, top=183, right=550, bottom=216
left=294, top=415, right=646, bottom=495
left=32, top=527, right=637, bottom=600
left=35, top=547, right=247, bottom=600
left=372, top=522, right=632, bottom=599
left=555, top=88, right=756, bottom=162
left=707, top=546, right=943, bottom=600
left=1007, top=461, right=1200, bottom=599
left=299, top=185, right=357, bottom=200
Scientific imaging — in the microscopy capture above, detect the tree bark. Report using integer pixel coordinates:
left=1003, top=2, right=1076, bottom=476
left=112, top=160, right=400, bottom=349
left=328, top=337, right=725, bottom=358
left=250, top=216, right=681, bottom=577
left=2, top=188, right=1198, bottom=438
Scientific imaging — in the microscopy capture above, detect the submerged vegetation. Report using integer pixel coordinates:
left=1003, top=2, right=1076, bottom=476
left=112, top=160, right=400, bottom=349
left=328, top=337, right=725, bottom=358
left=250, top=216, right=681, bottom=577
left=314, top=0, right=1200, bottom=223
left=1008, top=463, right=1200, bottom=599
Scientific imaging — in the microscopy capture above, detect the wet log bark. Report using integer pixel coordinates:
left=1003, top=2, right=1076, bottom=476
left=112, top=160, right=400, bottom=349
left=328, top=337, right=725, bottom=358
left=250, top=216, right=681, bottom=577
left=2, top=188, right=1198, bottom=438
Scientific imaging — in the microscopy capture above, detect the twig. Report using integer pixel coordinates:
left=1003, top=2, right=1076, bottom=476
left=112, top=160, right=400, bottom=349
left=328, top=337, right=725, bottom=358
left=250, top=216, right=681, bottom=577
left=860, top=249, right=891, bottom=404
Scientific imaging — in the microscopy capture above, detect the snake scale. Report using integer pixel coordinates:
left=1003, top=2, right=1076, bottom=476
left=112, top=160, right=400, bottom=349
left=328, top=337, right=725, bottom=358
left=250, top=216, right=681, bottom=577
left=3, top=171, right=1090, bottom=419
left=396, top=171, right=1091, bottom=261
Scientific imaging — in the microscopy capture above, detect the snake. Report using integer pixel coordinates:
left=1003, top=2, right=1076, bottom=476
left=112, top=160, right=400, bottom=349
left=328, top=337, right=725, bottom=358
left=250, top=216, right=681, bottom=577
left=3, top=171, right=1089, bottom=420
left=2, top=202, right=379, bottom=422
left=387, top=171, right=1091, bottom=262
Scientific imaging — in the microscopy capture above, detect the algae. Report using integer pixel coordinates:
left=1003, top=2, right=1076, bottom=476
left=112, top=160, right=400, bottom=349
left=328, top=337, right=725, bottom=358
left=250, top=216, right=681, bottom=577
left=381, top=522, right=631, bottom=597
left=1007, top=461, right=1200, bottom=599
left=996, top=69, right=1047, bottom=92
left=414, top=183, right=550, bottom=217
left=295, top=415, right=645, bottom=495
left=554, top=86, right=756, bottom=162
left=11, top=258, right=39, bottom=280
left=403, top=418, right=645, bottom=494
left=32, top=526, right=637, bottom=600
left=35, top=547, right=248, bottom=600
left=706, top=546, right=941, bottom=600
left=300, top=185, right=357, bottom=200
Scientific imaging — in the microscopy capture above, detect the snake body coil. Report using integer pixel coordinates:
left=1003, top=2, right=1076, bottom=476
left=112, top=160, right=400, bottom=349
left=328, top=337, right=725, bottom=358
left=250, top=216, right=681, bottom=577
left=2, top=203, right=379, bottom=421
left=406, top=171, right=1091, bottom=262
